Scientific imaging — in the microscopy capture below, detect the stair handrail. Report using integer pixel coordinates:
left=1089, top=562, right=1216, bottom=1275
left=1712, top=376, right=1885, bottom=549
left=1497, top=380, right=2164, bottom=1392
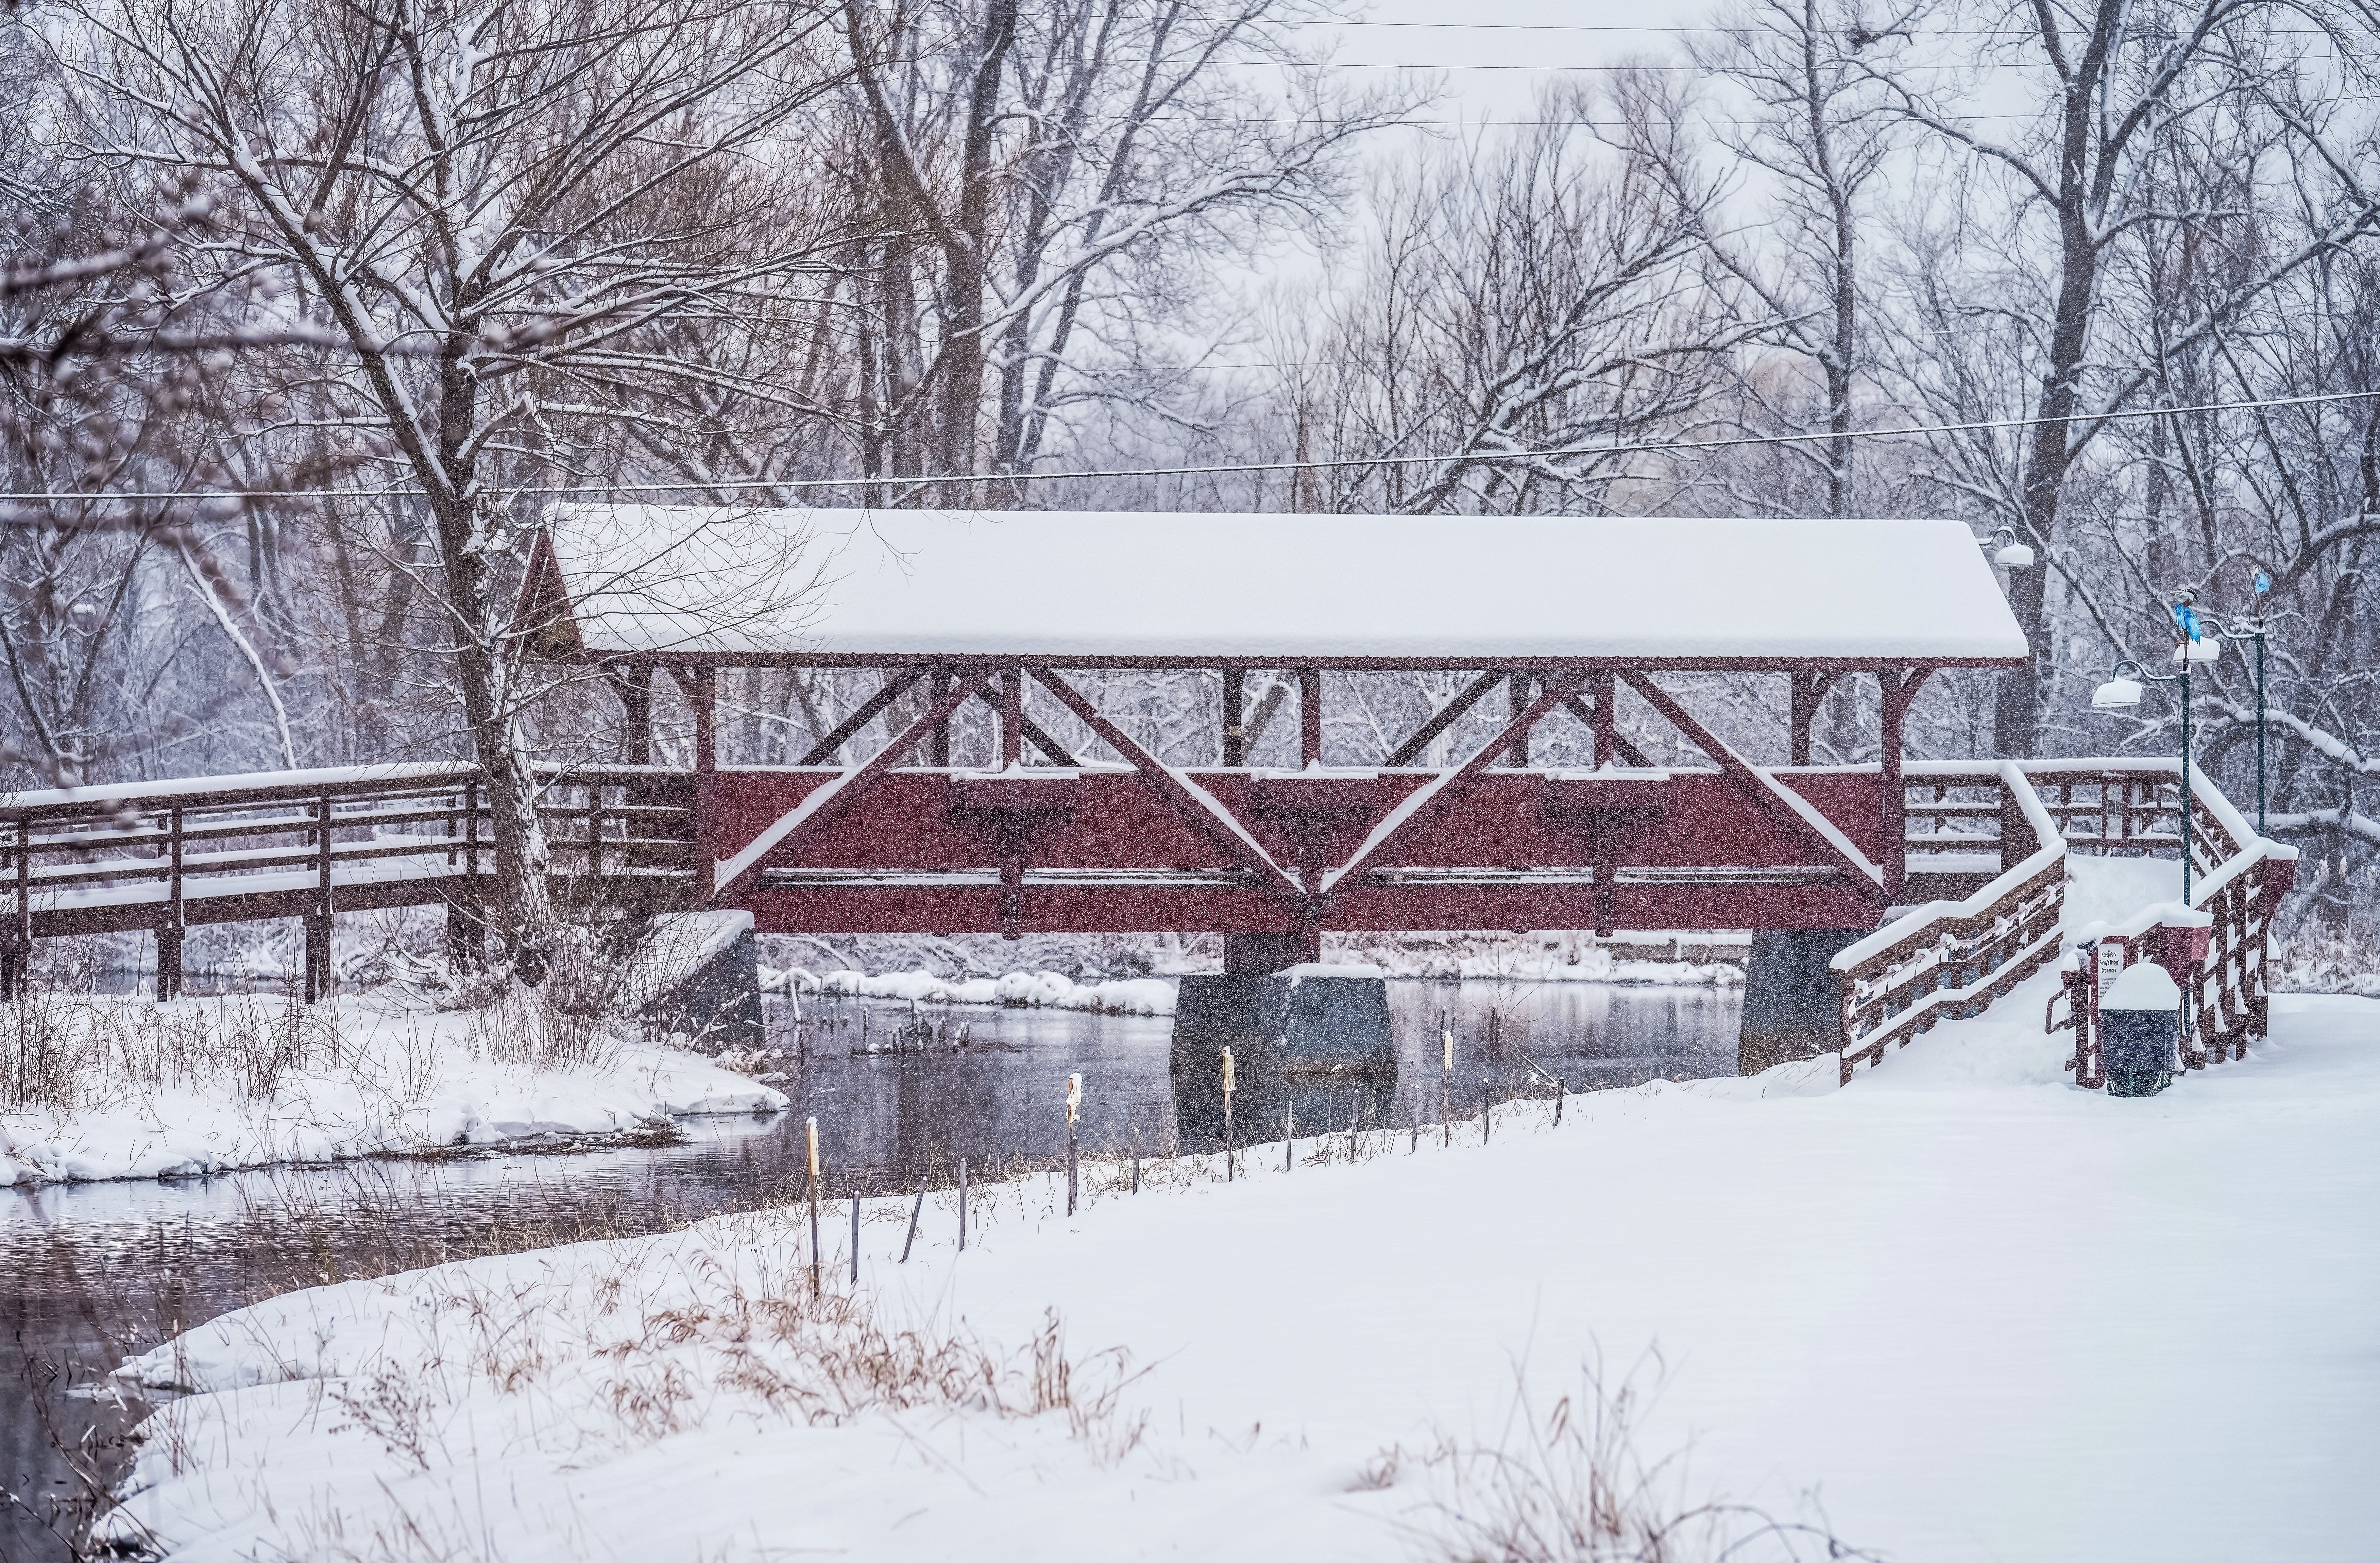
left=1831, top=759, right=2069, bottom=1084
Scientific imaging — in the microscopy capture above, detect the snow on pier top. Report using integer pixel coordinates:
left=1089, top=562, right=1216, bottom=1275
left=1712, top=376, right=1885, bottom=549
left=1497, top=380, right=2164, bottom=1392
left=526, top=507, right=2032, bottom=665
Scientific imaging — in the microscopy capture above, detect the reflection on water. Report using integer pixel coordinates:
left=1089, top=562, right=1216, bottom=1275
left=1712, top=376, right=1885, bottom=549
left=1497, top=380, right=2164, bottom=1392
left=772, top=979, right=1737, bottom=1188
left=0, top=978, right=1736, bottom=1562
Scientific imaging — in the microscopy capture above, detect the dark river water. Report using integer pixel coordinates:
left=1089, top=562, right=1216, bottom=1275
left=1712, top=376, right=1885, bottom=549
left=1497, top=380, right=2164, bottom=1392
left=0, top=979, right=1738, bottom=1561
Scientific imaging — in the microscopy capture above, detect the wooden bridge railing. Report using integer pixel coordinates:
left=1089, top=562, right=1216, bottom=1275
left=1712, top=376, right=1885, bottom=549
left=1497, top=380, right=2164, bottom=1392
left=1835, top=759, right=2296, bottom=1086
left=1834, top=762, right=2069, bottom=1081
left=2041, top=765, right=2296, bottom=1079
left=2, top=763, right=694, bottom=999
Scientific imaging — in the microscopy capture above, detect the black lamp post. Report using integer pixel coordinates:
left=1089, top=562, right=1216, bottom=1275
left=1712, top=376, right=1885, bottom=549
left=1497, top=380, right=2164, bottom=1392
left=2093, top=612, right=2222, bottom=904
left=2193, top=571, right=2274, bottom=835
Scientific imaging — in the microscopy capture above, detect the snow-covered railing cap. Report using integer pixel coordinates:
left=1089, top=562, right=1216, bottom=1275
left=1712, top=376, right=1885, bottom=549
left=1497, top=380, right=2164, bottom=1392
left=2074, top=904, right=2213, bottom=946
left=522, top=508, right=2034, bottom=666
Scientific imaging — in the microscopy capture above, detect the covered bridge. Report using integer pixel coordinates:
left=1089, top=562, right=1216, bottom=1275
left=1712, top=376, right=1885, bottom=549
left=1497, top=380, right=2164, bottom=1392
left=520, top=508, right=2031, bottom=976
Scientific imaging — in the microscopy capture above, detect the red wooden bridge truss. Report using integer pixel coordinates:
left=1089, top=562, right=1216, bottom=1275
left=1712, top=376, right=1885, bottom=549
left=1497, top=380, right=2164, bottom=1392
left=672, top=660, right=1923, bottom=956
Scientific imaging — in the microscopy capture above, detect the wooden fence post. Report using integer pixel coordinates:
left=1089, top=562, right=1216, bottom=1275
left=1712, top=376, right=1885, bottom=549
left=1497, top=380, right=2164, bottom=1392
left=806, top=1117, right=821, bottom=1296
left=161, top=805, right=185, bottom=1000
left=1065, top=1073, right=1082, bottom=1217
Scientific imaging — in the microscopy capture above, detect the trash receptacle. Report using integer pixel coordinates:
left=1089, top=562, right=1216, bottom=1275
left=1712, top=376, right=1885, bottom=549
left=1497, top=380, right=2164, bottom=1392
left=2101, top=962, right=2181, bottom=1098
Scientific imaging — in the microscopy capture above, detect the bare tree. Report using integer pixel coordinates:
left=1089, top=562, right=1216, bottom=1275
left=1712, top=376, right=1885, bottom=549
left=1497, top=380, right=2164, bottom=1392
left=1258, top=80, right=1748, bottom=516
left=1863, top=0, right=2380, bottom=757
left=1686, top=0, right=1899, bottom=517
left=46, top=0, right=849, bottom=970
left=838, top=0, right=1396, bottom=499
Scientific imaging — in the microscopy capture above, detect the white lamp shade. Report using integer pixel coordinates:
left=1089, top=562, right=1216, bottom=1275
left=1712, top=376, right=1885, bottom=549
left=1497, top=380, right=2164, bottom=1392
left=2171, top=638, right=2223, bottom=664
left=2092, top=677, right=2145, bottom=710
left=1994, top=542, right=2036, bottom=568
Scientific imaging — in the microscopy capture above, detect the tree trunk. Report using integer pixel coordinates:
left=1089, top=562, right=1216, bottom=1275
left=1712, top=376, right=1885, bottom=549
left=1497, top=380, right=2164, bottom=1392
left=1996, top=101, right=2106, bottom=760
left=431, top=346, right=553, bottom=973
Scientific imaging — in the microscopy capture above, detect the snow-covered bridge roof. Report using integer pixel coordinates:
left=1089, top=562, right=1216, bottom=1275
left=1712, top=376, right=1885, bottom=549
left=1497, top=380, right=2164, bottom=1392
left=522, top=507, right=2030, bottom=667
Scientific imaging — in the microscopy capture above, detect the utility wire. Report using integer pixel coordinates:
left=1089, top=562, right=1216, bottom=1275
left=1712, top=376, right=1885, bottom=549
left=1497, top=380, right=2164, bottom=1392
left=1279, top=18, right=2345, bottom=33
left=4, top=387, right=2376, bottom=505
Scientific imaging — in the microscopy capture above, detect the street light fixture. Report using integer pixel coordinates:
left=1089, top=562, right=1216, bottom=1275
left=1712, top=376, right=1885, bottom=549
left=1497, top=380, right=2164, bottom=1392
left=1982, top=525, right=2036, bottom=570
left=2091, top=641, right=2201, bottom=907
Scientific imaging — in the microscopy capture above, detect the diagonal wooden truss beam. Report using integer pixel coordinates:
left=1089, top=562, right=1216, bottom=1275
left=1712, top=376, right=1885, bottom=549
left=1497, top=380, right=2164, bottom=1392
left=1382, top=669, right=1506, bottom=767
left=797, top=666, right=928, bottom=766
left=1558, top=694, right=1655, bottom=768
left=1032, top=668, right=1306, bottom=906
left=717, top=669, right=995, bottom=899
left=971, top=684, right=1078, bottom=765
left=1618, top=672, right=1883, bottom=897
left=1318, top=670, right=1593, bottom=898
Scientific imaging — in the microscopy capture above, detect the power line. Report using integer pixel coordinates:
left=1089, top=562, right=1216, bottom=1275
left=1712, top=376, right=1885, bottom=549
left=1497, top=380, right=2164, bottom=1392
left=1148, top=102, right=2380, bottom=126
left=6, top=388, right=2375, bottom=506
left=1280, top=18, right=2343, bottom=33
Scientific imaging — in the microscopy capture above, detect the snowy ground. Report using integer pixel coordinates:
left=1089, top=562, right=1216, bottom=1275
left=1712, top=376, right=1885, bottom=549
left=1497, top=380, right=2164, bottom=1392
left=0, top=991, right=784, bottom=1185
left=101, top=970, right=2379, bottom=1559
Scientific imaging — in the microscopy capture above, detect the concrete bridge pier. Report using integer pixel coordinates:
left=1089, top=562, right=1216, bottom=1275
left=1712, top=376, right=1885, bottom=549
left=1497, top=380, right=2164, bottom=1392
left=1170, top=956, right=1396, bottom=1149
left=1738, top=928, right=1871, bottom=1075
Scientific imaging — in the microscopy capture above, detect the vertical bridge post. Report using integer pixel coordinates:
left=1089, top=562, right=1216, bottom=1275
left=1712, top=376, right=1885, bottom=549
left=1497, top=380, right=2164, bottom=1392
left=1222, top=667, right=1246, bottom=766
left=1298, top=667, right=1323, bottom=768
left=689, top=666, right=719, bottom=903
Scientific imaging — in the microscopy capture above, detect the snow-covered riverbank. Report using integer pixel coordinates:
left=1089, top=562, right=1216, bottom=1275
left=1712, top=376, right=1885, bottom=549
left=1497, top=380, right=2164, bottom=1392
left=771, top=937, right=1746, bottom=1019
left=101, top=974, right=2380, bottom=1562
left=0, top=991, right=783, bottom=1185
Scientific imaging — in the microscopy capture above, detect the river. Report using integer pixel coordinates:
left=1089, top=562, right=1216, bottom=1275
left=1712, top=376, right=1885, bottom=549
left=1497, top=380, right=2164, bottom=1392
left=0, top=979, right=1738, bottom=1561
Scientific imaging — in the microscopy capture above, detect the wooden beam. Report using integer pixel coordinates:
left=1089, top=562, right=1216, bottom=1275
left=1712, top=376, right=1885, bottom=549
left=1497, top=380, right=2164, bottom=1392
left=1318, top=670, right=1593, bottom=899
left=1590, top=669, right=1619, bottom=767
left=1879, top=666, right=1937, bottom=900
left=687, top=667, right=718, bottom=774
left=1033, top=668, right=1306, bottom=906
left=1382, top=669, right=1504, bottom=767
left=714, top=669, right=996, bottom=902
left=1299, top=667, right=1324, bottom=768
left=796, top=667, right=928, bottom=767
left=1789, top=670, right=1841, bottom=768
left=1223, top=667, right=1247, bottom=766
left=684, top=666, right=719, bottom=878
left=608, top=664, right=652, bottom=766
left=1506, top=672, right=1534, bottom=766
left=928, top=665, right=952, bottom=767
left=1619, top=672, right=1883, bottom=899
left=1559, top=693, right=1655, bottom=768
left=976, top=678, right=1074, bottom=766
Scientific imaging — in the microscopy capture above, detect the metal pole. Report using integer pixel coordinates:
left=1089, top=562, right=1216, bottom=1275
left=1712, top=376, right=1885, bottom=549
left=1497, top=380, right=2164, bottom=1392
left=2181, top=663, right=2194, bottom=907
left=958, top=1157, right=968, bottom=1252
left=2255, top=630, right=2268, bottom=834
left=900, top=1178, right=927, bottom=1262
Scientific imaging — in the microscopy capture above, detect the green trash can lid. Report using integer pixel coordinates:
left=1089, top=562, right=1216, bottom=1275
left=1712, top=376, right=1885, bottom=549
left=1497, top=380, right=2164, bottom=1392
left=2104, top=962, right=2182, bottom=1011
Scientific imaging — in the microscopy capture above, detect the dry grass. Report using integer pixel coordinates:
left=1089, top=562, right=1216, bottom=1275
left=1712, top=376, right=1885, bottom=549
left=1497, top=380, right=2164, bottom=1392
left=1, top=984, right=350, bottom=1112
left=0, top=915, right=682, bottom=1121
left=1409, top=1361, right=1872, bottom=1563
left=111, top=1200, right=1155, bottom=1563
